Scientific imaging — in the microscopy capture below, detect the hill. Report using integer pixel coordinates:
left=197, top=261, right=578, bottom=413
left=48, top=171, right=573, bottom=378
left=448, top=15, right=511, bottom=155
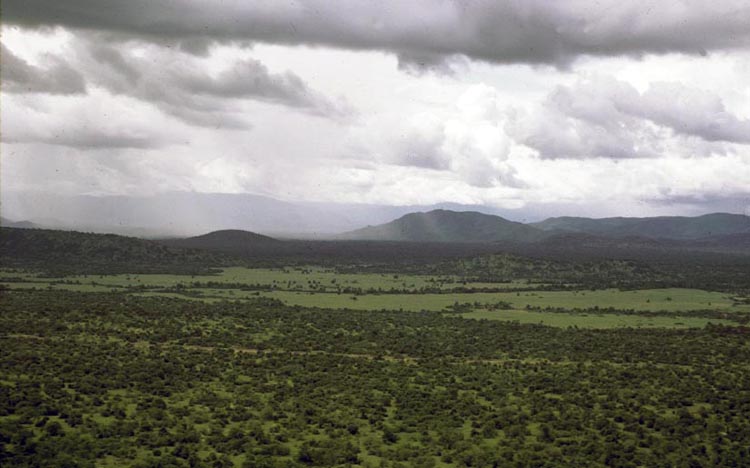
left=0, top=227, right=230, bottom=274
left=339, top=210, right=545, bottom=242
left=0, top=216, right=38, bottom=229
left=162, top=229, right=280, bottom=253
left=533, top=213, right=750, bottom=240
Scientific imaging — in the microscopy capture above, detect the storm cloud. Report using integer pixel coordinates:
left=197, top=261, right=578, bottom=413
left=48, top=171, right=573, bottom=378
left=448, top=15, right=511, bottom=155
left=1, top=43, right=86, bottom=94
left=5, top=0, right=750, bottom=70
left=2, top=36, right=350, bottom=131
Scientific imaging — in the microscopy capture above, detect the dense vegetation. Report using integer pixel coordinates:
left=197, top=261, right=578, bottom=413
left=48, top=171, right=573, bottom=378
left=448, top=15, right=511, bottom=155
left=0, top=228, right=230, bottom=275
left=164, top=230, right=279, bottom=253
left=1, top=290, right=750, bottom=467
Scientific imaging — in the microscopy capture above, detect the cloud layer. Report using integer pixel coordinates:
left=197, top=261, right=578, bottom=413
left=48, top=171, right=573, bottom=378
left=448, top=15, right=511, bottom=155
left=1, top=44, right=86, bottom=94
left=510, top=76, right=750, bottom=159
left=94, top=46, right=348, bottom=127
left=5, top=0, right=750, bottom=70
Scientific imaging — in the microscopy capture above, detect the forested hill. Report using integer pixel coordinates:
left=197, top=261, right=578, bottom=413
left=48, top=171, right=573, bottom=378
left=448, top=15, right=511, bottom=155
left=339, top=210, right=546, bottom=242
left=532, top=213, right=750, bottom=240
left=337, top=210, right=750, bottom=246
left=161, top=229, right=279, bottom=253
left=0, top=227, right=231, bottom=274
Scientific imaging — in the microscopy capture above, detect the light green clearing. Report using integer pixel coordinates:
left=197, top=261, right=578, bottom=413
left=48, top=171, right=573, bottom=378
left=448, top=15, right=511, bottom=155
left=0, top=267, right=537, bottom=292
left=3, top=268, right=747, bottom=330
left=3, top=283, right=739, bottom=329
left=195, top=287, right=746, bottom=313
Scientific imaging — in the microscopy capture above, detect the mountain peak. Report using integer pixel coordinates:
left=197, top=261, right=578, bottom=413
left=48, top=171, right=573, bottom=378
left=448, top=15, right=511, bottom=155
left=339, top=210, right=543, bottom=242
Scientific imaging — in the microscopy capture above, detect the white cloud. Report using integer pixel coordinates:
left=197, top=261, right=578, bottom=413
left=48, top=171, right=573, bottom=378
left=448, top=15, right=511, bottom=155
left=509, top=75, right=750, bottom=159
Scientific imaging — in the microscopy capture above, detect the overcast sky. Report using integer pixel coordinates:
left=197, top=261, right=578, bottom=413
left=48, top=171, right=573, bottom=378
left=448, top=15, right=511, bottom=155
left=2, top=0, right=750, bottom=218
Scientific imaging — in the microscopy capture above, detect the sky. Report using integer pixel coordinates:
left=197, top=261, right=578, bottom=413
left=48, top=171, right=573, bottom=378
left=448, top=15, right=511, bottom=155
left=2, top=0, right=750, bottom=218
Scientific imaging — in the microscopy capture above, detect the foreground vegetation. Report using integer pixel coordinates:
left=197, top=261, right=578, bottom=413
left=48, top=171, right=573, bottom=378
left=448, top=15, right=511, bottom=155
left=1, top=290, right=750, bottom=467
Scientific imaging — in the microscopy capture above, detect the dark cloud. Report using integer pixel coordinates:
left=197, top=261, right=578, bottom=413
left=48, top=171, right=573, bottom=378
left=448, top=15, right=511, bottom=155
left=5, top=125, right=168, bottom=150
left=1, top=43, right=86, bottom=94
left=510, top=76, right=750, bottom=159
left=4, top=1, right=750, bottom=68
left=396, top=51, right=469, bottom=76
left=39, top=132, right=161, bottom=150
left=89, top=44, right=141, bottom=84
left=174, top=58, right=350, bottom=118
left=644, top=191, right=750, bottom=214
left=9, top=37, right=351, bottom=129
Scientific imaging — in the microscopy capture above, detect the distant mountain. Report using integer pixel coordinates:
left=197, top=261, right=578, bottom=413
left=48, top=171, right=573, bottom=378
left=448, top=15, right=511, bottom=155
left=2, top=191, right=519, bottom=237
left=4, top=189, right=749, bottom=244
left=162, top=229, right=279, bottom=253
left=532, top=213, right=750, bottom=240
left=0, top=217, right=38, bottom=229
left=339, top=210, right=545, bottom=242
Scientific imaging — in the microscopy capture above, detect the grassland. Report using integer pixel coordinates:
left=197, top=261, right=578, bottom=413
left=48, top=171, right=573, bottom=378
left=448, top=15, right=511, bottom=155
left=2, top=267, right=747, bottom=329
left=217, top=287, right=745, bottom=312
left=0, top=267, right=538, bottom=292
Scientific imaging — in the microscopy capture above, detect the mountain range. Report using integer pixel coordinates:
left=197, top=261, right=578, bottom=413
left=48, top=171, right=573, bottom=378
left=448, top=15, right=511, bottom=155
left=339, top=210, right=545, bottom=242
left=338, top=210, right=750, bottom=243
left=4, top=208, right=750, bottom=271
left=1, top=192, right=514, bottom=237
left=3, top=190, right=750, bottom=248
left=531, top=213, right=750, bottom=240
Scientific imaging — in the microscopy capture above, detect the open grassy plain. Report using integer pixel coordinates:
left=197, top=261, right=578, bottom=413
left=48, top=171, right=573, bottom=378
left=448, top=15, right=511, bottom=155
left=2, top=267, right=748, bottom=329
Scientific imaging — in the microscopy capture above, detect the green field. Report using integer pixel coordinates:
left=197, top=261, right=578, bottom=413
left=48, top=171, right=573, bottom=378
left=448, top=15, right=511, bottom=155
left=3, top=266, right=748, bottom=330
left=245, top=287, right=745, bottom=312
left=0, top=267, right=535, bottom=291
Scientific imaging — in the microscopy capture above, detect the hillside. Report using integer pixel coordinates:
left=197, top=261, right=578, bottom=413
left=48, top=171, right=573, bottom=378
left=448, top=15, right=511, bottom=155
left=0, top=227, right=230, bottom=274
left=162, top=229, right=280, bottom=253
left=533, top=213, right=750, bottom=240
left=339, top=210, right=545, bottom=243
left=0, top=216, right=38, bottom=229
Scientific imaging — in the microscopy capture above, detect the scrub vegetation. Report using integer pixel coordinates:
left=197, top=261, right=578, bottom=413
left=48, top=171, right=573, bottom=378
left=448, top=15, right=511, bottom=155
left=1, top=227, right=750, bottom=467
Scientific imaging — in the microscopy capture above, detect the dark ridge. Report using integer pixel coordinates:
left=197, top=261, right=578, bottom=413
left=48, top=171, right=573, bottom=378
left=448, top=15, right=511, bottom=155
left=532, top=213, right=750, bottom=240
left=161, top=229, right=279, bottom=253
left=0, top=227, right=230, bottom=274
left=339, top=209, right=545, bottom=242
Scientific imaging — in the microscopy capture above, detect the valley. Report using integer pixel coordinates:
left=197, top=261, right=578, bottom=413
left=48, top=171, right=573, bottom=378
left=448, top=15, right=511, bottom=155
left=1, top=213, right=750, bottom=467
